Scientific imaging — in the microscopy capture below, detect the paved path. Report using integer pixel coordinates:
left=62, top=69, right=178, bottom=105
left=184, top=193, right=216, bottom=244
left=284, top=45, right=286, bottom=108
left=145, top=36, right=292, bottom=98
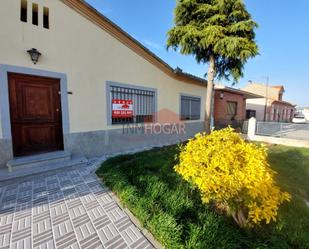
left=0, top=160, right=154, bottom=249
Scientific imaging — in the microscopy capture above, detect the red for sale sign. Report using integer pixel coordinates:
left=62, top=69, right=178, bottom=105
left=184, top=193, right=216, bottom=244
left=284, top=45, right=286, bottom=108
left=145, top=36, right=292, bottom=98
left=112, top=99, right=133, bottom=118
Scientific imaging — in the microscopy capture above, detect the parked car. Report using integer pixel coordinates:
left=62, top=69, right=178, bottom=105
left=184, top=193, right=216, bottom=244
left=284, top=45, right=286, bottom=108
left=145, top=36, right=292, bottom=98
left=292, top=115, right=307, bottom=124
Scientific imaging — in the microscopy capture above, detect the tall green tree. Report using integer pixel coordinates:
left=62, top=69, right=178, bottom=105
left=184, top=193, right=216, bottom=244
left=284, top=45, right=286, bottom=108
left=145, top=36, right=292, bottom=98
left=167, top=0, right=259, bottom=133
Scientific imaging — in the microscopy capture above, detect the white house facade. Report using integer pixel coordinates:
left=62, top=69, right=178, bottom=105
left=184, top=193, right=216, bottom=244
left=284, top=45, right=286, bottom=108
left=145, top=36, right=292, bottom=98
left=0, top=0, right=208, bottom=168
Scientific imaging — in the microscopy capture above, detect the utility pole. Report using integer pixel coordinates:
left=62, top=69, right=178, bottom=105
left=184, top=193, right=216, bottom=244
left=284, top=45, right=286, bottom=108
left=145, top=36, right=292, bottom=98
left=264, top=76, right=269, bottom=121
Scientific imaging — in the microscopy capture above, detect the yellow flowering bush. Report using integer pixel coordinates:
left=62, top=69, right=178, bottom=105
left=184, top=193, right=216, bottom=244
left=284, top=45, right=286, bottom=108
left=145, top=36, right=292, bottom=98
left=175, top=127, right=291, bottom=227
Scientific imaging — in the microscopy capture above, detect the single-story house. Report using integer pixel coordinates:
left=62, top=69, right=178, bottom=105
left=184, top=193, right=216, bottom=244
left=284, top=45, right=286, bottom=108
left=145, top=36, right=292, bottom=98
left=0, top=0, right=208, bottom=170
left=213, top=84, right=262, bottom=129
left=241, top=83, right=295, bottom=122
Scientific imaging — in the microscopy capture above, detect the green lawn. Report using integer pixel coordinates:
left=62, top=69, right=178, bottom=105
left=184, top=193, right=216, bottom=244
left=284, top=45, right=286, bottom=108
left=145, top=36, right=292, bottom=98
left=96, top=145, right=309, bottom=249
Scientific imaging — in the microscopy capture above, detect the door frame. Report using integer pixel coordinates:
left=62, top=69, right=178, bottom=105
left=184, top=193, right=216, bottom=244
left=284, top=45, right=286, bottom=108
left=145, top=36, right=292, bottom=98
left=0, top=64, right=70, bottom=156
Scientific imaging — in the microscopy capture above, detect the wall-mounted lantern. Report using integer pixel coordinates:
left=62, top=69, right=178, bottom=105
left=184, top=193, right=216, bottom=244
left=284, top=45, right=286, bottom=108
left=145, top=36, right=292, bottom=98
left=27, top=48, right=41, bottom=64
left=220, top=91, right=224, bottom=99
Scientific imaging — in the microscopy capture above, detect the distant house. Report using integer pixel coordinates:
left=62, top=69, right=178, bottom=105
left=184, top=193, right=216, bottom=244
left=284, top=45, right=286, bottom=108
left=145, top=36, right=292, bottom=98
left=241, top=83, right=295, bottom=122
left=213, top=85, right=262, bottom=129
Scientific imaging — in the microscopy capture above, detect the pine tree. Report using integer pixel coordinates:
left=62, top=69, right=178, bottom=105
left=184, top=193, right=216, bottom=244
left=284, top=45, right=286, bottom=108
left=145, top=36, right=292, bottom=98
left=167, top=0, right=259, bottom=133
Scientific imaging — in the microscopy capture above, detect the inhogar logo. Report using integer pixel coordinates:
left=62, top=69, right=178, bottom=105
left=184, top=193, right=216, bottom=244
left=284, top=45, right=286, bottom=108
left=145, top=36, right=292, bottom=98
left=122, top=108, right=186, bottom=135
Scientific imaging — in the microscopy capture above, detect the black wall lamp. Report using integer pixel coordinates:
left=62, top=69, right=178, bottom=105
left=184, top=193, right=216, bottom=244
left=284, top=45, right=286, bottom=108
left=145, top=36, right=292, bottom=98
left=27, top=48, right=41, bottom=64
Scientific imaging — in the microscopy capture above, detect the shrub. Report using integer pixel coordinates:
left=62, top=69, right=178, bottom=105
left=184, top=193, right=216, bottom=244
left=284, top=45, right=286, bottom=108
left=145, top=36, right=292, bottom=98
left=174, top=127, right=291, bottom=227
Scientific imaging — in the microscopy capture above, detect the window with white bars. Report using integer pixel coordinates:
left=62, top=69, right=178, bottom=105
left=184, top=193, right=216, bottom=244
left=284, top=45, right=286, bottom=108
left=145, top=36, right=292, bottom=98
left=109, top=85, right=155, bottom=124
left=180, top=95, right=201, bottom=120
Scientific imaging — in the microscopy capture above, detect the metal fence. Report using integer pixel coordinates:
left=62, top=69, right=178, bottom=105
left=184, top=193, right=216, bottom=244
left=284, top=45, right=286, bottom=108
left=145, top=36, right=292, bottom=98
left=256, top=121, right=309, bottom=140
left=110, top=85, right=155, bottom=124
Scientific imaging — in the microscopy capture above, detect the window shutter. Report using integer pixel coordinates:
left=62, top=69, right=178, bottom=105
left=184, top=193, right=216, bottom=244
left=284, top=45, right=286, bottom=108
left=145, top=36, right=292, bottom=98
left=181, top=96, right=201, bottom=120
left=181, top=97, right=190, bottom=120
left=191, top=98, right=201, bottom=120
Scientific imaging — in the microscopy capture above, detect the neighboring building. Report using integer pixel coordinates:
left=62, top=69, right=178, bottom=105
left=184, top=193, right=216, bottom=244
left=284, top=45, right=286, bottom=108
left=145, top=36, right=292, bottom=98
left=213, top=85, right=262, bottom=129
left=241, top=83, right=295, bottom=122
left=0, top=0, right=208, bottom=168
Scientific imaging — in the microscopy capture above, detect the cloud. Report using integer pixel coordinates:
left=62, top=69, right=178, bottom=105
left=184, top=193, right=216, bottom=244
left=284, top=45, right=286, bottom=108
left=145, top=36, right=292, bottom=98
left=143, top=39, right=164, bottom=50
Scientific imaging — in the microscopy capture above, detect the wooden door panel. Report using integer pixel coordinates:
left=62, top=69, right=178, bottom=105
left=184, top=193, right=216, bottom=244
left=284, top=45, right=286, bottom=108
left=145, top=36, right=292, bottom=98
left=21, top=84, right=54, bottom=120
left=22, top=125, right=59, bottom=152
left=12, top=124, right=61, bottom=155
left=8, top=73, right=64, bottom=156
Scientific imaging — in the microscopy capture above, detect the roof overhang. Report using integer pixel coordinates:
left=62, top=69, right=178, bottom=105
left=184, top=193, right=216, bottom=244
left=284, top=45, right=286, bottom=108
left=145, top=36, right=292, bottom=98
left=272, top=100, right=296, bottom=107
left=273, top=85, right=285, bottom=92
left=214, top=85, right=263, bottom=99
left=61, top=0, right=207, bottom=87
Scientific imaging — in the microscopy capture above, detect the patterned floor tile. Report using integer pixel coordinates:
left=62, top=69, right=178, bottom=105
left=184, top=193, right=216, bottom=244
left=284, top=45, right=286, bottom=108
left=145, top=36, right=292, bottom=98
left=0, top=160, right=155, bottom=249
left=0, top=223, right=12, bottom=249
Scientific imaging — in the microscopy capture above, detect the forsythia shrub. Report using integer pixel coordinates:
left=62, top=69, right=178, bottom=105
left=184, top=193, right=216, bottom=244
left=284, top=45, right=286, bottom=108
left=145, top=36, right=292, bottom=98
left=174, top=127, right=291, bottom=227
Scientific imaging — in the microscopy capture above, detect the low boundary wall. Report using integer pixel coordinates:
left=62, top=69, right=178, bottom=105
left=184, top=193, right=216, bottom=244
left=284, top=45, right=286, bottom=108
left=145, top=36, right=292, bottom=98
left=247, top=118, right=309, bottom=148
left=250, top=134, right=309, bottom=148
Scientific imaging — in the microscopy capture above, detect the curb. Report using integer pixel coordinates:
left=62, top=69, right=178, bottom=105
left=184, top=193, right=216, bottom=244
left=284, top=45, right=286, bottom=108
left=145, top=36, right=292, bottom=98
left=110, top=192, right=164, bottom=249
left=93, top=154, right=164, bottom=249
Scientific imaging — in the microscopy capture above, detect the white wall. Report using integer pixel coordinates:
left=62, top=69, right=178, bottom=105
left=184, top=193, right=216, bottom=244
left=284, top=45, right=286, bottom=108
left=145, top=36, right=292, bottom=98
left=0, top=0, right=207, bottom=137
left=301, top=109, right=309, bottom=121
left=245, top=98, right=266, bottom=121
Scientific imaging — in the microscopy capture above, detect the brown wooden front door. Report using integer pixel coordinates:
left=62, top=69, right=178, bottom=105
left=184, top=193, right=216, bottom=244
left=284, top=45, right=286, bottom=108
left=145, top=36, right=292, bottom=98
left=8, top=73, right=64, bottom=157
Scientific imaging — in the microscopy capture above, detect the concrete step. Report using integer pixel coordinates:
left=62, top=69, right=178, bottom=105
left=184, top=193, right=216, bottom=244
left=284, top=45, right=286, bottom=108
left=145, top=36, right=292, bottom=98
left=7, top=151, right=72, bottom=172
left=0, top=156, right=88, bottom=184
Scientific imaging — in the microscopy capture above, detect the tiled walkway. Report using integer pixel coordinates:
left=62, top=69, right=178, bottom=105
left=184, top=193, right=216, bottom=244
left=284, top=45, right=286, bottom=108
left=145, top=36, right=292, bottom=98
left=0, top=160, right=154, bottom=249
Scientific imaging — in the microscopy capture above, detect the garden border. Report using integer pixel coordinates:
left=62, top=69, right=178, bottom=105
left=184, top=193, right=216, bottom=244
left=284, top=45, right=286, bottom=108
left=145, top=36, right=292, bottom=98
left=92, top=147, right=165, bottom=249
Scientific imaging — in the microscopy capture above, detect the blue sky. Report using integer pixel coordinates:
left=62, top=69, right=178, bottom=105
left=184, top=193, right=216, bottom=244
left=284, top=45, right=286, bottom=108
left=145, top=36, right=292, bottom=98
left=85, top=0, right=309, bottom=107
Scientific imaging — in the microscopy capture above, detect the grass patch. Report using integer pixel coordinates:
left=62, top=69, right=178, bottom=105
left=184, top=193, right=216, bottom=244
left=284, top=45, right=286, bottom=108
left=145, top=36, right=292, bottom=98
left=96, top=145, right=309, bottom=248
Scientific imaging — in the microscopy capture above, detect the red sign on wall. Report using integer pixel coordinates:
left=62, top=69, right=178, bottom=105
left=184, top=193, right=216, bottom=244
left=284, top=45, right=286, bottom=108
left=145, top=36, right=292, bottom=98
left=112, top=99, right=133, bottom=118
